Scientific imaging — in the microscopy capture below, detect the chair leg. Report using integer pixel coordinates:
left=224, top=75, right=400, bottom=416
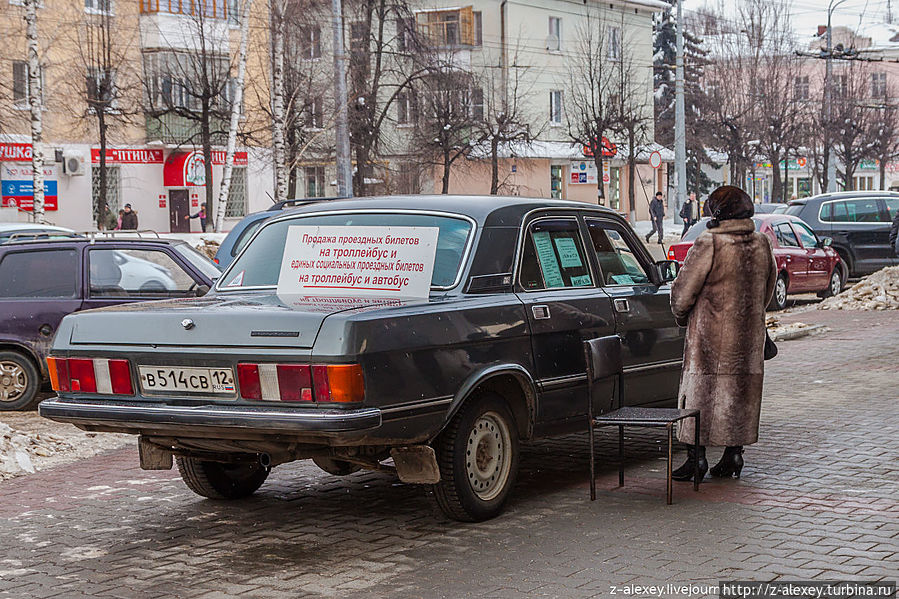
left=589, top=420, right=596, bottom=501
left=666, top=423, right=673, bottom=505
left=693, top=413, right=701, bottom=492
left=618, top=425, right=624, bottom=487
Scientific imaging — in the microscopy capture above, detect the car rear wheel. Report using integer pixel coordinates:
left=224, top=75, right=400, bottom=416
left=176, top=456, right=269, bottom=499
left=818, top=268, right=843, bottom=298
left=432, top=393, right=519, bottom=522
left=0, top=351, right=41, bottom=411
left=767, top=273, right=788, bottom=311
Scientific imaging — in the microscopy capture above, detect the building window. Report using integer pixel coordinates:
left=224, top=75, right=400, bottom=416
left=607, top=27, right=621, bottom=61
left=397, top=17, right=415, bottom=52
left=305, top=166, right=326, bottom=198
left=872, top=72, right=887, bottom=98
left=85, top=0, right=112, bottom=14
left=350, top=21, right=367, bottom=45
left=397, top=90, right=417, bottom=124
left=396, top=162, right=420, bottom=194
left=415, top=7, right=476, bottom=47
left=86, top=68, right=117, bottom=110
left=473, top=11, right=482, bottom=46
left=299, top=25, right=321, bottom=60
left=794, top=75, right=809, bottom=101
left=547, top=16, right=561, bottom=51
left=470, top=87, right=484, bottom=121
left=12, top=61, right=43, bottom=108
left=91, top=165, right=120, bottom=227
left=833, top=74, right=848, bottom=98
left=609, top=166, right=620, bottom=210
left=306, top=96, right=323, bottom=129
left=225, top=167, right=247, bottom=217
left=140, top=0, right=227, bottom=19
left=853, top=175, right=874, bottom=191
left=549, top=90, right=563, bottom=124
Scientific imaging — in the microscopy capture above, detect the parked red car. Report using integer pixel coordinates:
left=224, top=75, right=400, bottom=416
left=667, top=215, right=847, bottom=310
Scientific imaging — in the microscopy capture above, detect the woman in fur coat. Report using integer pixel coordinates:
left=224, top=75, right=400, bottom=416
left=669, top=185, right=777, bottom=481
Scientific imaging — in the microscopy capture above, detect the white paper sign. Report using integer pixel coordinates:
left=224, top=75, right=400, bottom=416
left=277, top=225, right=440, bottom=298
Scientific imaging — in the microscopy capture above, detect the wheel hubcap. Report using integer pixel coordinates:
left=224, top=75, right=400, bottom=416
left=776, top=280, right=787, bottom=306
left=831, top=272, right=840, bottom=295
left=465, top=412, right=512, bottom=501
left=0, top=361, right=27, bottom=402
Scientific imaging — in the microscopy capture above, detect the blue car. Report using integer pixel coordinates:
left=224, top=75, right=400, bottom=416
left=214, top=198, right=341, bottom=269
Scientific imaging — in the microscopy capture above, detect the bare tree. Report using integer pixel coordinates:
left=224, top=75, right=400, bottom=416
left=832, top=64, right=877, bottom=189
left=864, top=80, right=899, bottom=191
left=143, top=6, right=235, bottom=226
left=565, top=10, right=619, bottom=203
left=270, top=0, right=289, bottom=203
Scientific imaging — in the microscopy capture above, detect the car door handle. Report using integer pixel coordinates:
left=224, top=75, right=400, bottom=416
left=532, top=305, right=551, bottom=320
left=614, top=299, right=630, bottom=313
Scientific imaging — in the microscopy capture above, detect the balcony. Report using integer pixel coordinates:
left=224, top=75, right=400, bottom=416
left=145, top=113, right=226, bottom=146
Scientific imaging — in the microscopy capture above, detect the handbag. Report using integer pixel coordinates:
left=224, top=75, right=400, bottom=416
left=764, top=330, right=778, bottom=360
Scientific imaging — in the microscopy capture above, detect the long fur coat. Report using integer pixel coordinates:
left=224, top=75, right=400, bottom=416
left=671, top=219, right=777, bottom=446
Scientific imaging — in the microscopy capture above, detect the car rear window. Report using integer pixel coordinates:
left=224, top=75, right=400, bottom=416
left=681, top=218, right=761, bottom=241
left=0, top=249, right=79, bottom=298
left=231, top=218, right=266, bottom=257
left=172, top=243, right=222, bottom=280
left=220, top=212, right=473, bottom=289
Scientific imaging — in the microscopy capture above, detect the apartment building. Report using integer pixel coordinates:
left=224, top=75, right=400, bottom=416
left=295, top=0, right=670, bottom=222
left=0, top=0, right=273, bottom=232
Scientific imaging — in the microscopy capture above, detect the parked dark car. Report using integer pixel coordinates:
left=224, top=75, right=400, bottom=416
left=214, top=198, right=342, bottom=269
left=785, top=192, right=899, bottom=277
left=0, top=236, right=221, bottom=410
left=668, top=215, right=846, bottom=310
left=40, top=196, right=684, bottom=521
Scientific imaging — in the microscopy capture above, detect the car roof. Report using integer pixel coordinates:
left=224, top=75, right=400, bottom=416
left=793, top=191, right=899, bottom=205
left=275, top=194, right=618, bottom=227
left=0, top=223, right=74, bottom=233
left=1, top=236, right=185, bottom=249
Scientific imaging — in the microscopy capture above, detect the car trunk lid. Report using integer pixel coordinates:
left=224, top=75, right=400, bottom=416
left=68, top=293, right=395, bottom=348
left=667, top=242, right=693, bottom=264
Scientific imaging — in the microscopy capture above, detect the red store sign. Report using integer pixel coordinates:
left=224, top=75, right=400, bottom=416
left=0, top=143, right=33, bottom=162
left=91, top=148, right=165, bottom=164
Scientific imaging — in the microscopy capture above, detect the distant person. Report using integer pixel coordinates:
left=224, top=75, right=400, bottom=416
left=115, top=210, right=124, bottom=230
left=702, top=199, right=711, bottom=217
left=890, top=208, right=899, bottom=256
left=679, top=192, right=699, bottom=237
left=670, top=185, right=777, bottom=483
left=120, top=204, right=139, bottom=230
left=185, top=202, right=208, bottom=232
left=645, top=191, right=666, bottom=244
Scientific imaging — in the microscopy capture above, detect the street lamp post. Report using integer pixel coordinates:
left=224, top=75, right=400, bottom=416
left=825, top=0, right=849, bottom=193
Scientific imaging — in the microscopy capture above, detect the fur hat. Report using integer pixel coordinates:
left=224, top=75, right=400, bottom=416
left=706, top=185, right=754, bottom=229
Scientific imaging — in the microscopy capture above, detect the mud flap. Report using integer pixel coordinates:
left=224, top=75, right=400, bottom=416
left=138, top=436, right=173, bottom=470
left=390, top=445, right=440, bottom=484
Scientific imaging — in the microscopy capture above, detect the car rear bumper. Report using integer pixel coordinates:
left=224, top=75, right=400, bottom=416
left=38, top=397, right=382, bottom=438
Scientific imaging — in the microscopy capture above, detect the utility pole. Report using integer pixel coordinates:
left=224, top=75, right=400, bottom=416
left=331, top=0, right=353, bottom=198
left=674, top=0, right=687, bottom=221
left=825, top=0, right=848, bottom=193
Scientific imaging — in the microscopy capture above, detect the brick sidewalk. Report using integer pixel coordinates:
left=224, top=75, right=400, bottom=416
left=0, top=309, right=896, bottom=598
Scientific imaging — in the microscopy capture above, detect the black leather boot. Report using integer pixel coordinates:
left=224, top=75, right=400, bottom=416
left=672, top=445, right=707, bottom=482
left=710, top=446, right=744, bottom=478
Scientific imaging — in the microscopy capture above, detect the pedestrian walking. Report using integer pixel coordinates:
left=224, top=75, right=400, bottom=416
left=645, top=192, right=666, bottom=244
left=185, top=202, right=208, bottom=232
left=669, top=185, right=777, bottom=482
left=120, top=204, right=139, bottom=230
left=679, top=192, right=698, bottom=237
left=890, top=207, right=899, bottom=256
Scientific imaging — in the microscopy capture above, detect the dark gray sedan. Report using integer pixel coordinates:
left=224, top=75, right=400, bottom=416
left=40, top=196, right=683, bottom=521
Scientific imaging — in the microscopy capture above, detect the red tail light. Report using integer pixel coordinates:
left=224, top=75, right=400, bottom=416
left=238, top=362, right=363, bottom=403
left=47, top=357, right=133, bottom=396
left=667, top=247, right=676, bottom=260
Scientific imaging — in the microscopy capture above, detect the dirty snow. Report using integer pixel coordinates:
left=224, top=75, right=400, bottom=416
left=0, top=409, right=130, bottom=481
left=766, top=316, right=827, bottom=341
left=819, top=266, right=899, bottom=311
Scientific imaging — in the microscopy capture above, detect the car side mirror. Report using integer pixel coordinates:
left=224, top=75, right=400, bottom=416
left=818, top=237, right=833, bottom=248
left=653, top=260, right=679, bottom=284
left=195, top=284, right=210, bottom=297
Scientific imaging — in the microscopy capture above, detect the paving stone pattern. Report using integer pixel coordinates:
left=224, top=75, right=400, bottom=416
left=0, top=310, right=896, bottom=598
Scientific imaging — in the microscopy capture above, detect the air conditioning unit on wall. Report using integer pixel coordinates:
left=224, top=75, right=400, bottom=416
left=62, top=150, right=86, bottom=176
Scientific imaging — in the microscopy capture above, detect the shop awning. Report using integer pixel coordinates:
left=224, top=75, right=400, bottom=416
left=164, top=151, right=207, bottom=187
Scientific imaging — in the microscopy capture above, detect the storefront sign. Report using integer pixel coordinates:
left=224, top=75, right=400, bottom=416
left=602, top=162, right=610, bottom=184
left=158, top=194, right=166, bottom=208
left=570, top=161, right=598, bottom=185
left=164, top=150, right=250, bottom=186
left=1, top=164, right=59, bottom=211
left=582, top=137, right=617, bottom=158
left=274, top=226, right=439, bottom=299
left=91, top=148, right=164, bottom=164
left=211, top=151, right=248, bottom=166
left=0, top=143, right=32, bottom=162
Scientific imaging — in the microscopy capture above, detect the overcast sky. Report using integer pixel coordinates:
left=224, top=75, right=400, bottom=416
left=683, top=0, right=897, bottom=39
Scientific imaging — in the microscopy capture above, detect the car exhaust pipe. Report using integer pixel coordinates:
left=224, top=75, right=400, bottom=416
left=258, top=453, right=272, bottom=469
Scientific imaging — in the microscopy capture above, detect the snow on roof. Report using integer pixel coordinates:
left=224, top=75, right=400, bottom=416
left=468, top=140, right=675, bottom=162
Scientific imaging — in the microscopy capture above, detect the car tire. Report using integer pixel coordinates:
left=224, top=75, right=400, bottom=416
left=176, top=456, right=269, bottom=499
left=834, top=248, right=853, bottom=278
left=767, top=273, right=788, bottom=311
left=432, top=392, right=519, bottom=522
left=0, top=351, right=41, bottom=411
left=818, top=268, right=843, bottom=299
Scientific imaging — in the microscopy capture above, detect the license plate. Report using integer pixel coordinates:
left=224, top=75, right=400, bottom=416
left=138, top=366, right=235, bottom=396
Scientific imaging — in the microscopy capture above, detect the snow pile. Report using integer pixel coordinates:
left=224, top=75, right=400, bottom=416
left=0, top=421, right=74, bottom=479
left=819, top=266, right=899, bottom=311
left=195, top=238, right=221, bottom=260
